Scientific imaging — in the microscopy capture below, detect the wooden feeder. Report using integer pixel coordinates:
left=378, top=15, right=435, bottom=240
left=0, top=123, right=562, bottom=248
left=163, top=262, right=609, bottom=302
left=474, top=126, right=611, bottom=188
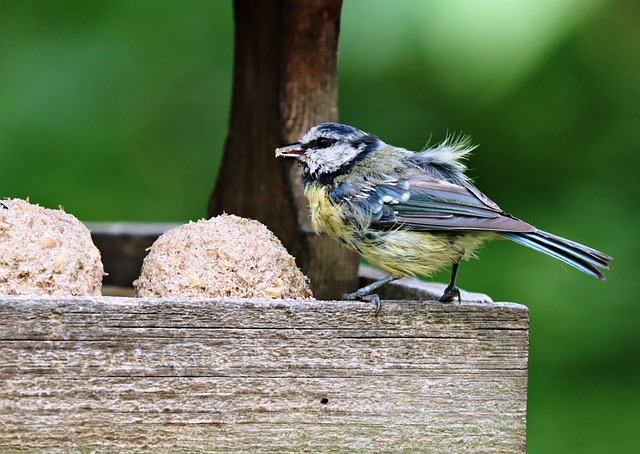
left=0, top=1, right=528, bottom=452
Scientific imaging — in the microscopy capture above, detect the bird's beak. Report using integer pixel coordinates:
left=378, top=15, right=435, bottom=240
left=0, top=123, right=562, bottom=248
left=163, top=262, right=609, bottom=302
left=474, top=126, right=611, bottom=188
left=275, top=143, right=305, bottom=160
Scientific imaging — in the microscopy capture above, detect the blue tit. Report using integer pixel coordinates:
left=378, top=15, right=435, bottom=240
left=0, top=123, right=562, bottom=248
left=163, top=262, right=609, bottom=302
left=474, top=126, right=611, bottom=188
left=275, top=122, right=611, bottom=309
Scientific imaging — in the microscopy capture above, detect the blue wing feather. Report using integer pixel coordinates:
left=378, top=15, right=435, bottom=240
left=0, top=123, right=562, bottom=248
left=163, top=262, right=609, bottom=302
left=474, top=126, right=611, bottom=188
left=367, top=175, right=535, bottom=233
left=501, top=230, right=611, bottom=280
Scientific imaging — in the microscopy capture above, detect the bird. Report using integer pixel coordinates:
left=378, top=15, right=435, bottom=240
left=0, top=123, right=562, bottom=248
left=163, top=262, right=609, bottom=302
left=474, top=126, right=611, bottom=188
left=275, top=122, right=611, bottom=310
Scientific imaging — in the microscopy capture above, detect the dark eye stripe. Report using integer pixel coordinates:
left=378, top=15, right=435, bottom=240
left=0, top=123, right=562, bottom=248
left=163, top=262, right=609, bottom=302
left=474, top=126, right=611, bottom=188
left=305, top=137, right=336, bottom=149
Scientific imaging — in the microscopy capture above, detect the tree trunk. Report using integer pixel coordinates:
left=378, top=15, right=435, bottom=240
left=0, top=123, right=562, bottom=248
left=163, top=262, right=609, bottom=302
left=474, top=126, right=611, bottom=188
left=208, top=0, right=358, bottom=299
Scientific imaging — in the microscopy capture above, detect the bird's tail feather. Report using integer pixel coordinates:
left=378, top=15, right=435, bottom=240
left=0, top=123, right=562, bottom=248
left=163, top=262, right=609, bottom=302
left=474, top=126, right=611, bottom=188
left=500, top=229, right=611, bottom=280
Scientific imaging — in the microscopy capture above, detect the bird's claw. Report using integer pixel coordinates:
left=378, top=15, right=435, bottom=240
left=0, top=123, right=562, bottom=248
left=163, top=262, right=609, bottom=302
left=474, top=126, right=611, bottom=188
left=343, top=290, right=382, bottom=315
left=439, top=285, right=461, bottom=304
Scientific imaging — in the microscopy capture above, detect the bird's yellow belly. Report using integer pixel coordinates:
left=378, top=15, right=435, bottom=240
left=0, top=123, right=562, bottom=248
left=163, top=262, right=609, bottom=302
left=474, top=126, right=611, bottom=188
left=357, top=229, right=486, bottom=277
left=304, top=183, right=487, bottom=278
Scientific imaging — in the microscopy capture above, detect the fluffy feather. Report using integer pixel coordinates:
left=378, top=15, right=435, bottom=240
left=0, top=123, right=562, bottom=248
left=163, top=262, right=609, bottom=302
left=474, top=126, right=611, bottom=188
left=412, top=133, right=476, bottom=184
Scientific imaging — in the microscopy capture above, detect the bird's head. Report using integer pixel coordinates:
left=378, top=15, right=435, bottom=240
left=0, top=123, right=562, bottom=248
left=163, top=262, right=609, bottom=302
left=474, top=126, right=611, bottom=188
left=275, top=122, right=381, bottom=181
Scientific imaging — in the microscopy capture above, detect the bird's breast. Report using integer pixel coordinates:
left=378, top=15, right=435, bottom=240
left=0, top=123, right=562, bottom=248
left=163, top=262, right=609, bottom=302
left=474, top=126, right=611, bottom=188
left=303, top=183, right=364, bottom=246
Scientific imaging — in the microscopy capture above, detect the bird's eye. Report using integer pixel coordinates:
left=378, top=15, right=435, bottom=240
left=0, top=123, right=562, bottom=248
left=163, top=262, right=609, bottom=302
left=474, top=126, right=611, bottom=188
left=314, top=137, right=334, bottom=149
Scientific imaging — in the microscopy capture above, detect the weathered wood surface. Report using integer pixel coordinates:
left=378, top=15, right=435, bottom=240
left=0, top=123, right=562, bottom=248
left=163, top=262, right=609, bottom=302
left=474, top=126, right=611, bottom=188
left=0, top=296, right=528, bottom=452
left=208, top=0, right=359, bottom=300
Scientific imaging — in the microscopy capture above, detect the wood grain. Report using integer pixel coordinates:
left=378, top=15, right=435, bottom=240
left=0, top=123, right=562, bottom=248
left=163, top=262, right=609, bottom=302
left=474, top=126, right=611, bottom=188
left=0, top=296, right=528, bottom=452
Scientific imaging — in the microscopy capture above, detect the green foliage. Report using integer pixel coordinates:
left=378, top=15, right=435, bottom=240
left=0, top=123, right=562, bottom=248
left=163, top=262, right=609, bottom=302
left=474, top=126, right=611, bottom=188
left=0, top=0, right=233, bottom=220
left=1, top=1, right=638, bottom=452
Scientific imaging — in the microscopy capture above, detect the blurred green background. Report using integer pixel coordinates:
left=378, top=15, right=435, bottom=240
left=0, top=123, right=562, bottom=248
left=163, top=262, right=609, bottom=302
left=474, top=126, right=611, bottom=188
left=1, top=1, right=638, bottom=451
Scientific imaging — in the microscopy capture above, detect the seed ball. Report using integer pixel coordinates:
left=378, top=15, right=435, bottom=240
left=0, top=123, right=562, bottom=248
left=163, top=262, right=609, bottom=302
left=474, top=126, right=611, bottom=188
left=0, top=199, right=104, bottom=296
left=133, top=214, right=313, bottom=299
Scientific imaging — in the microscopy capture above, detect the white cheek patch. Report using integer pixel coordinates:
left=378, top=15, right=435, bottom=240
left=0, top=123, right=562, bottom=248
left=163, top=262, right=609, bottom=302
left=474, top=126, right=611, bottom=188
left=306, top=145, right=361, bottom=176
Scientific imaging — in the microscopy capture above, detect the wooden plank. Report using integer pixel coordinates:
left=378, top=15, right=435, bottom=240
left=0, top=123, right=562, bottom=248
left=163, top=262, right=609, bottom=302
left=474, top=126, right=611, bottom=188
left=0, top=296, right=528, bottom=452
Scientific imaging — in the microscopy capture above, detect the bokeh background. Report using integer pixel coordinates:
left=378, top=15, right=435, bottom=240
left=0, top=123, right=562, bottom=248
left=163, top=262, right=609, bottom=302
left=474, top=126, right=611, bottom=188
left=1, top=1, right=638, bottom=451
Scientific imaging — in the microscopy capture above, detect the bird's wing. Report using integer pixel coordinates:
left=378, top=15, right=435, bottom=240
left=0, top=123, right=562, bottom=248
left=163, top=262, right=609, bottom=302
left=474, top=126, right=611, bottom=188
left=332, top=170, right=536, bottom=233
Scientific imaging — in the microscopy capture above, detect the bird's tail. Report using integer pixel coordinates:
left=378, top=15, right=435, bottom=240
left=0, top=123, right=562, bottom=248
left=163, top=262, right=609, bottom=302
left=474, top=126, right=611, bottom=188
left=500, top=229, right=612, bottom=280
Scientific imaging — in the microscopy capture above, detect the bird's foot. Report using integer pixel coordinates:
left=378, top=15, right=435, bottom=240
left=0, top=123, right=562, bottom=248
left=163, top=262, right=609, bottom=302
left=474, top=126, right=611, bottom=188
left=343, top=290, right=382, bottom=315
left=439, top=285, right=461, bottom=304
